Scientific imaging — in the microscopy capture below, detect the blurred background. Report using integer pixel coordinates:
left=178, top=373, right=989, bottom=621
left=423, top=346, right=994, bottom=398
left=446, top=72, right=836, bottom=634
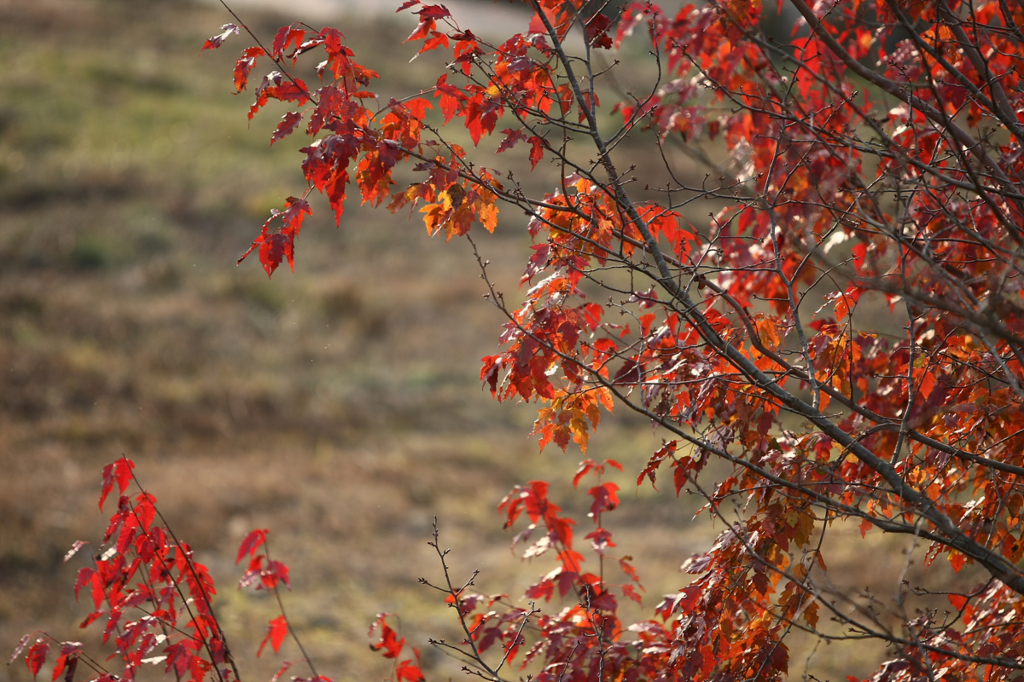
left=0, top=1, right=916, bottom=680
left=0, top=1, right=701, bottom=681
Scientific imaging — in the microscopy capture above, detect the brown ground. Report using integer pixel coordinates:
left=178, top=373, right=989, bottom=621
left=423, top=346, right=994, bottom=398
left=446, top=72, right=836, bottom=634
left=0, top=2, right=957, bottom=682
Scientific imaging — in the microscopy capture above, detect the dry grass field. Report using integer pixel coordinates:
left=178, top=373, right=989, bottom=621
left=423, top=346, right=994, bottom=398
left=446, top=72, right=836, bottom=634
left=0, top=2, right=961, bottom=681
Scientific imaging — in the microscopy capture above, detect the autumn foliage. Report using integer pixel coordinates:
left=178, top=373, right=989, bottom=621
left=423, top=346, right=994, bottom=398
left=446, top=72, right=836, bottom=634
left=15, top=0, right=1024, bottom=679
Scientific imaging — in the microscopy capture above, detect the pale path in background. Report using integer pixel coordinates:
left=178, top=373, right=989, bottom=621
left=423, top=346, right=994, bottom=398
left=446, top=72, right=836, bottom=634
left=197, top=0, right=533, bottom=41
